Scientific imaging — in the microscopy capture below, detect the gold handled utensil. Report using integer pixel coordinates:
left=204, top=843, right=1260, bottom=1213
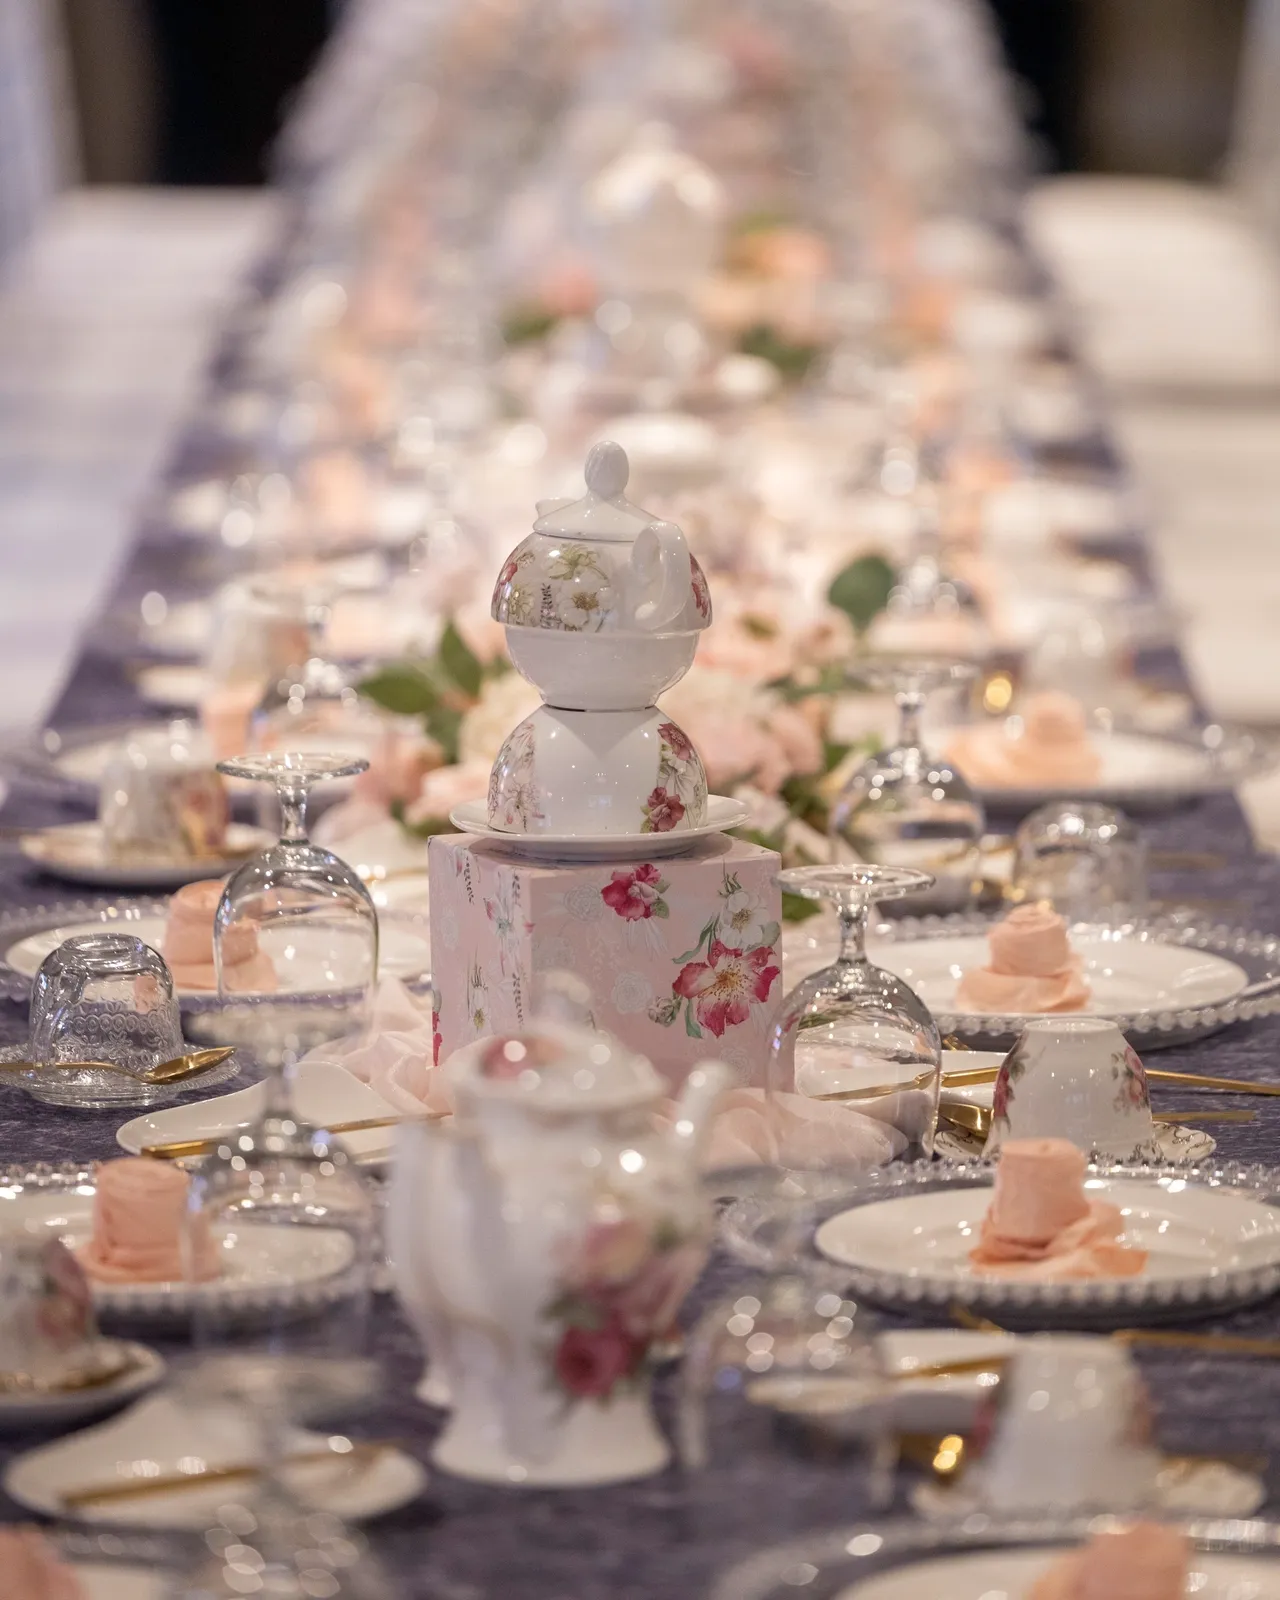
left=0, top=1046, right=235, bottom=1086
left=61, top=1440, right=394, bottom=1510
left=943, top=1061, right=1280, bottom=1097
left=141, top=1109, right=444, bottom=1161
left=940, top=1102, right=1254, bottom=1141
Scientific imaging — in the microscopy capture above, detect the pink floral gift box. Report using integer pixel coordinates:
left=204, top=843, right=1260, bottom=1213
left=428, top=832, right=783, bottom=1084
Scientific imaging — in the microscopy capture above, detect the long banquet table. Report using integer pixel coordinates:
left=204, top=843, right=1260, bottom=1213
left=1, top=252, right=1280, bottom=1600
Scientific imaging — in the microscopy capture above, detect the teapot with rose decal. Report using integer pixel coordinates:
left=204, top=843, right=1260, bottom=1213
left=387, top=973, right=731, bottom=1486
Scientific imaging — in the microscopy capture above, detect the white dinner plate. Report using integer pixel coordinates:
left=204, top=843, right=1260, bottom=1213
left=870, top=924, right=1248, bottom=1030
left=7, top=1392, right=426, bottom=1527
left=75, top=1565, right=167, bottom=1600
left=834, top=1546, right=1280, bottom=1599
left=0, top=1168, right=357, bottom=1326
left=118, top=1059, right=399, bottom=1165
left=168, top=477, right=430, bottom=549
left=46, top=723, right=380, bottom=792
left=449, top=794, right=750, bottom=861
left=132, top=662, right=208, bottom=709
left=18, top=822, right=274, bottom=890
left=0, top=1341, right=165, bottom=1433
left=812, top=1164, right=1280, bottom=1325
left=938, top=725, right=1273, bottom=811
left=4, top=911, right=431, bottom=998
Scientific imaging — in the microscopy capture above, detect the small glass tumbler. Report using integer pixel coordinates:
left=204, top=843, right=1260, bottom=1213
left=27, top=934, right=184, bottom=1108
left=1012, top=802, right=1148, bottom=923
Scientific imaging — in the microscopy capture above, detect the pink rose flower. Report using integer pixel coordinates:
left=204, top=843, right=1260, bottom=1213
left=673, top=940, right=782, bottom=1037
left=642, top=787, right=686, bottom=833
left=763, top=702, right=823, bottom=776
left=554, top=1316, right=641, bottom=1400
left=601, top=865, right=665, bottom=920
left=404, top=760, right=492, bottom=826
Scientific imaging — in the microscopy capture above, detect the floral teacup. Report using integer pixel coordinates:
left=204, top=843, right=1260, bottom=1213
left=984, top=1015, right=1159, bottom=1161
left=487, top=705, right=708, bottom=837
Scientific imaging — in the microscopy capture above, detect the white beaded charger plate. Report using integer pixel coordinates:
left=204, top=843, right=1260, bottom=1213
left=449, top=794, right=750, bottom=861
left=0, top=1163, right=357, bottom=1328
left=808, top=1161, right=1280, bottom=1326
left=18, top=821, right=273, bottom=890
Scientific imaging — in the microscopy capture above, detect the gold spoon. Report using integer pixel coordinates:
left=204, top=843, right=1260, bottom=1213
left=0, top=1046, right=235, bottom=1086
left=953, top=1302, right=1280, bottom=1358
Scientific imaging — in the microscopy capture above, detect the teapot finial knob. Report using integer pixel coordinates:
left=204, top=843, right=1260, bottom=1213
left=584, top=440, right=629, bottom=501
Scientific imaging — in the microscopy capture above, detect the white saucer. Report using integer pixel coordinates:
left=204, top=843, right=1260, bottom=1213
left=18, top=822, right=274, bottom=890
left=4, top=909, right=431, bottom=998
left=449, top=794, right=750, bottom=861
left=6, top=1391, right=426, bottom=1527
left=118, top=1059, right=400, bottom=1166
left=0, top=1341, right=165, bottom=1433
left=812, top=1163, right=1280, bottom=1326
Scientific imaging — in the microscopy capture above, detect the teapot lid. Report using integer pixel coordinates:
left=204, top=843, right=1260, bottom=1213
left=453, top=973, right=665, bottom=1113
left=531, top=440, right=656, bottom=540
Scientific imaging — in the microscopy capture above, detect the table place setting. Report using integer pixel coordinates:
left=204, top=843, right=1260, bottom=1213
left=5, top=6, right=1280, bottom=1595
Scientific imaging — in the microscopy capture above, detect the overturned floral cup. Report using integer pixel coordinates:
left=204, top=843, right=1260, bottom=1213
left=486, top=440, right=711, bottom=836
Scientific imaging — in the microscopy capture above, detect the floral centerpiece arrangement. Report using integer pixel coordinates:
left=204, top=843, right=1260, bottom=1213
left=355, top=554, right=896, bottom=922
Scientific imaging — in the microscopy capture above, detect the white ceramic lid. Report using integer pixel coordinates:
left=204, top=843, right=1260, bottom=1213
left=531, top=440, right=657, bottom=542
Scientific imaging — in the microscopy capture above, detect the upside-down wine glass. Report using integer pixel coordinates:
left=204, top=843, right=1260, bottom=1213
left=766, top=864, right=941, bottom=1183
left=177, top=1002, right=390, bottom=1600
left=830, top=657, right=985, bottom=913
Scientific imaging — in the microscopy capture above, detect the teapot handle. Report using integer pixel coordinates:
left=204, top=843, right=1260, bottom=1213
left=670, top=1060, right=733, bottom=1163
left=627, top=520, right=692, bottom=632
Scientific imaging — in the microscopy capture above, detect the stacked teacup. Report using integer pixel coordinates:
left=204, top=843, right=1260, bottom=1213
left=486, top=441, right=713, bottom=840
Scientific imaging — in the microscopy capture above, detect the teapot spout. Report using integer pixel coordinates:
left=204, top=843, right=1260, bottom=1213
left=669, top=1060, right=732, bottom=1164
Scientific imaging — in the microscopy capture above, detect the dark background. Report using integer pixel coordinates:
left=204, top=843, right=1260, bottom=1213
left=57, top=0, right=1251, bottom=186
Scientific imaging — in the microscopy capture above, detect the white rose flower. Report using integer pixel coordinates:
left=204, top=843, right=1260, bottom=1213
left=611, top=971, right=654, bottom=1014
left=457, top=672, right=542, bottom=766
left=719, top=886, right=773, bottom=950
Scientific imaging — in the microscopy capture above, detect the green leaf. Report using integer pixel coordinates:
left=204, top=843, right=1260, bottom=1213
left=732, top=208, right=791, bottom=237
left=822, top=740, right=853, bottom=774
left=358, top=663, right=439, bottom=717
left=439, top=618, right=483, bottom=699
left=652, top=899, right=670, bottom=919
left=781, top=891, right=824, bottom=924
left=424, top=704, right=463, bottom=767
left=501, top=305, right=561, bottom=346
left=684, top=1001, right=703, bottom=1040
left=827, top=554, right=896, bottom=635
left=737, top=322, right=821, bottom=381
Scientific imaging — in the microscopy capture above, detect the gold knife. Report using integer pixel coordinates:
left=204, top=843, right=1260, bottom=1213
left=62, top=1440, right=393, bottom=1509
left=141, top=1110, right=444, bottom=1161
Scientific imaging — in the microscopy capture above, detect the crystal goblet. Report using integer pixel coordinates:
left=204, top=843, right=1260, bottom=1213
left=831, top=658, right=985, bottom=913
left=214, top=752, right=379, bottom=1007
left=766, top=865, right=942, bottom=1176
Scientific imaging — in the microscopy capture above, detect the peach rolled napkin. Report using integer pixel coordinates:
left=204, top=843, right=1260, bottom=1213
left=661, top=1087, right=905, bottom=1172
left=956, top=903, right=1090, bottom=1014
left=1029, top=1523, right=1189, bottom=1600
left=0, top=1526, right=86, bottom=1600
left=78, top=1159, right=220, bottom=1284
left=297, top=977, right=453, bottom=1117
left=162, top=879, right=277, bottom=993
left=970, top=1137, right=1147, bottom=1281
left=947, top=691, right=1102, bottom=788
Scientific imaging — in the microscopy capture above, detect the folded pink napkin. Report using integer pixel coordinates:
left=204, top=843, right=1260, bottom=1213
left=298, top=977, right=453, bottom=1116
left=662, top=1086, right=904, bottom=1171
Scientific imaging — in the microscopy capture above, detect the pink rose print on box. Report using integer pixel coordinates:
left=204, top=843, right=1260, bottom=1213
left=649, top=868, right=781, bottom=1039
left=601, top=864, right=670, bottom=921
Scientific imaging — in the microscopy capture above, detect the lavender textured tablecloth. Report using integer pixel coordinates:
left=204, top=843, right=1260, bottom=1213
left=2, top=319, right=1280, bottom=1600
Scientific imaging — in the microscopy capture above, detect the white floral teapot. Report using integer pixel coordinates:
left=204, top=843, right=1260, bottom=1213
left=388, top=976, right=730, bottom=1486
left=490, top=440, right=712, bottom=711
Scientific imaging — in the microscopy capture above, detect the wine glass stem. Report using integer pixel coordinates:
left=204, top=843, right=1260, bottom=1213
left=278, top=782, right=310, bottom=843
left=896, top=690, right=924, bottom=751
left=835, top=896, right=870, bottom=968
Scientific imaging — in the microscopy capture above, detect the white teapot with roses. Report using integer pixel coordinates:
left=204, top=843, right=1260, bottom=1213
left=388, top=975, right=730, bottom=1485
